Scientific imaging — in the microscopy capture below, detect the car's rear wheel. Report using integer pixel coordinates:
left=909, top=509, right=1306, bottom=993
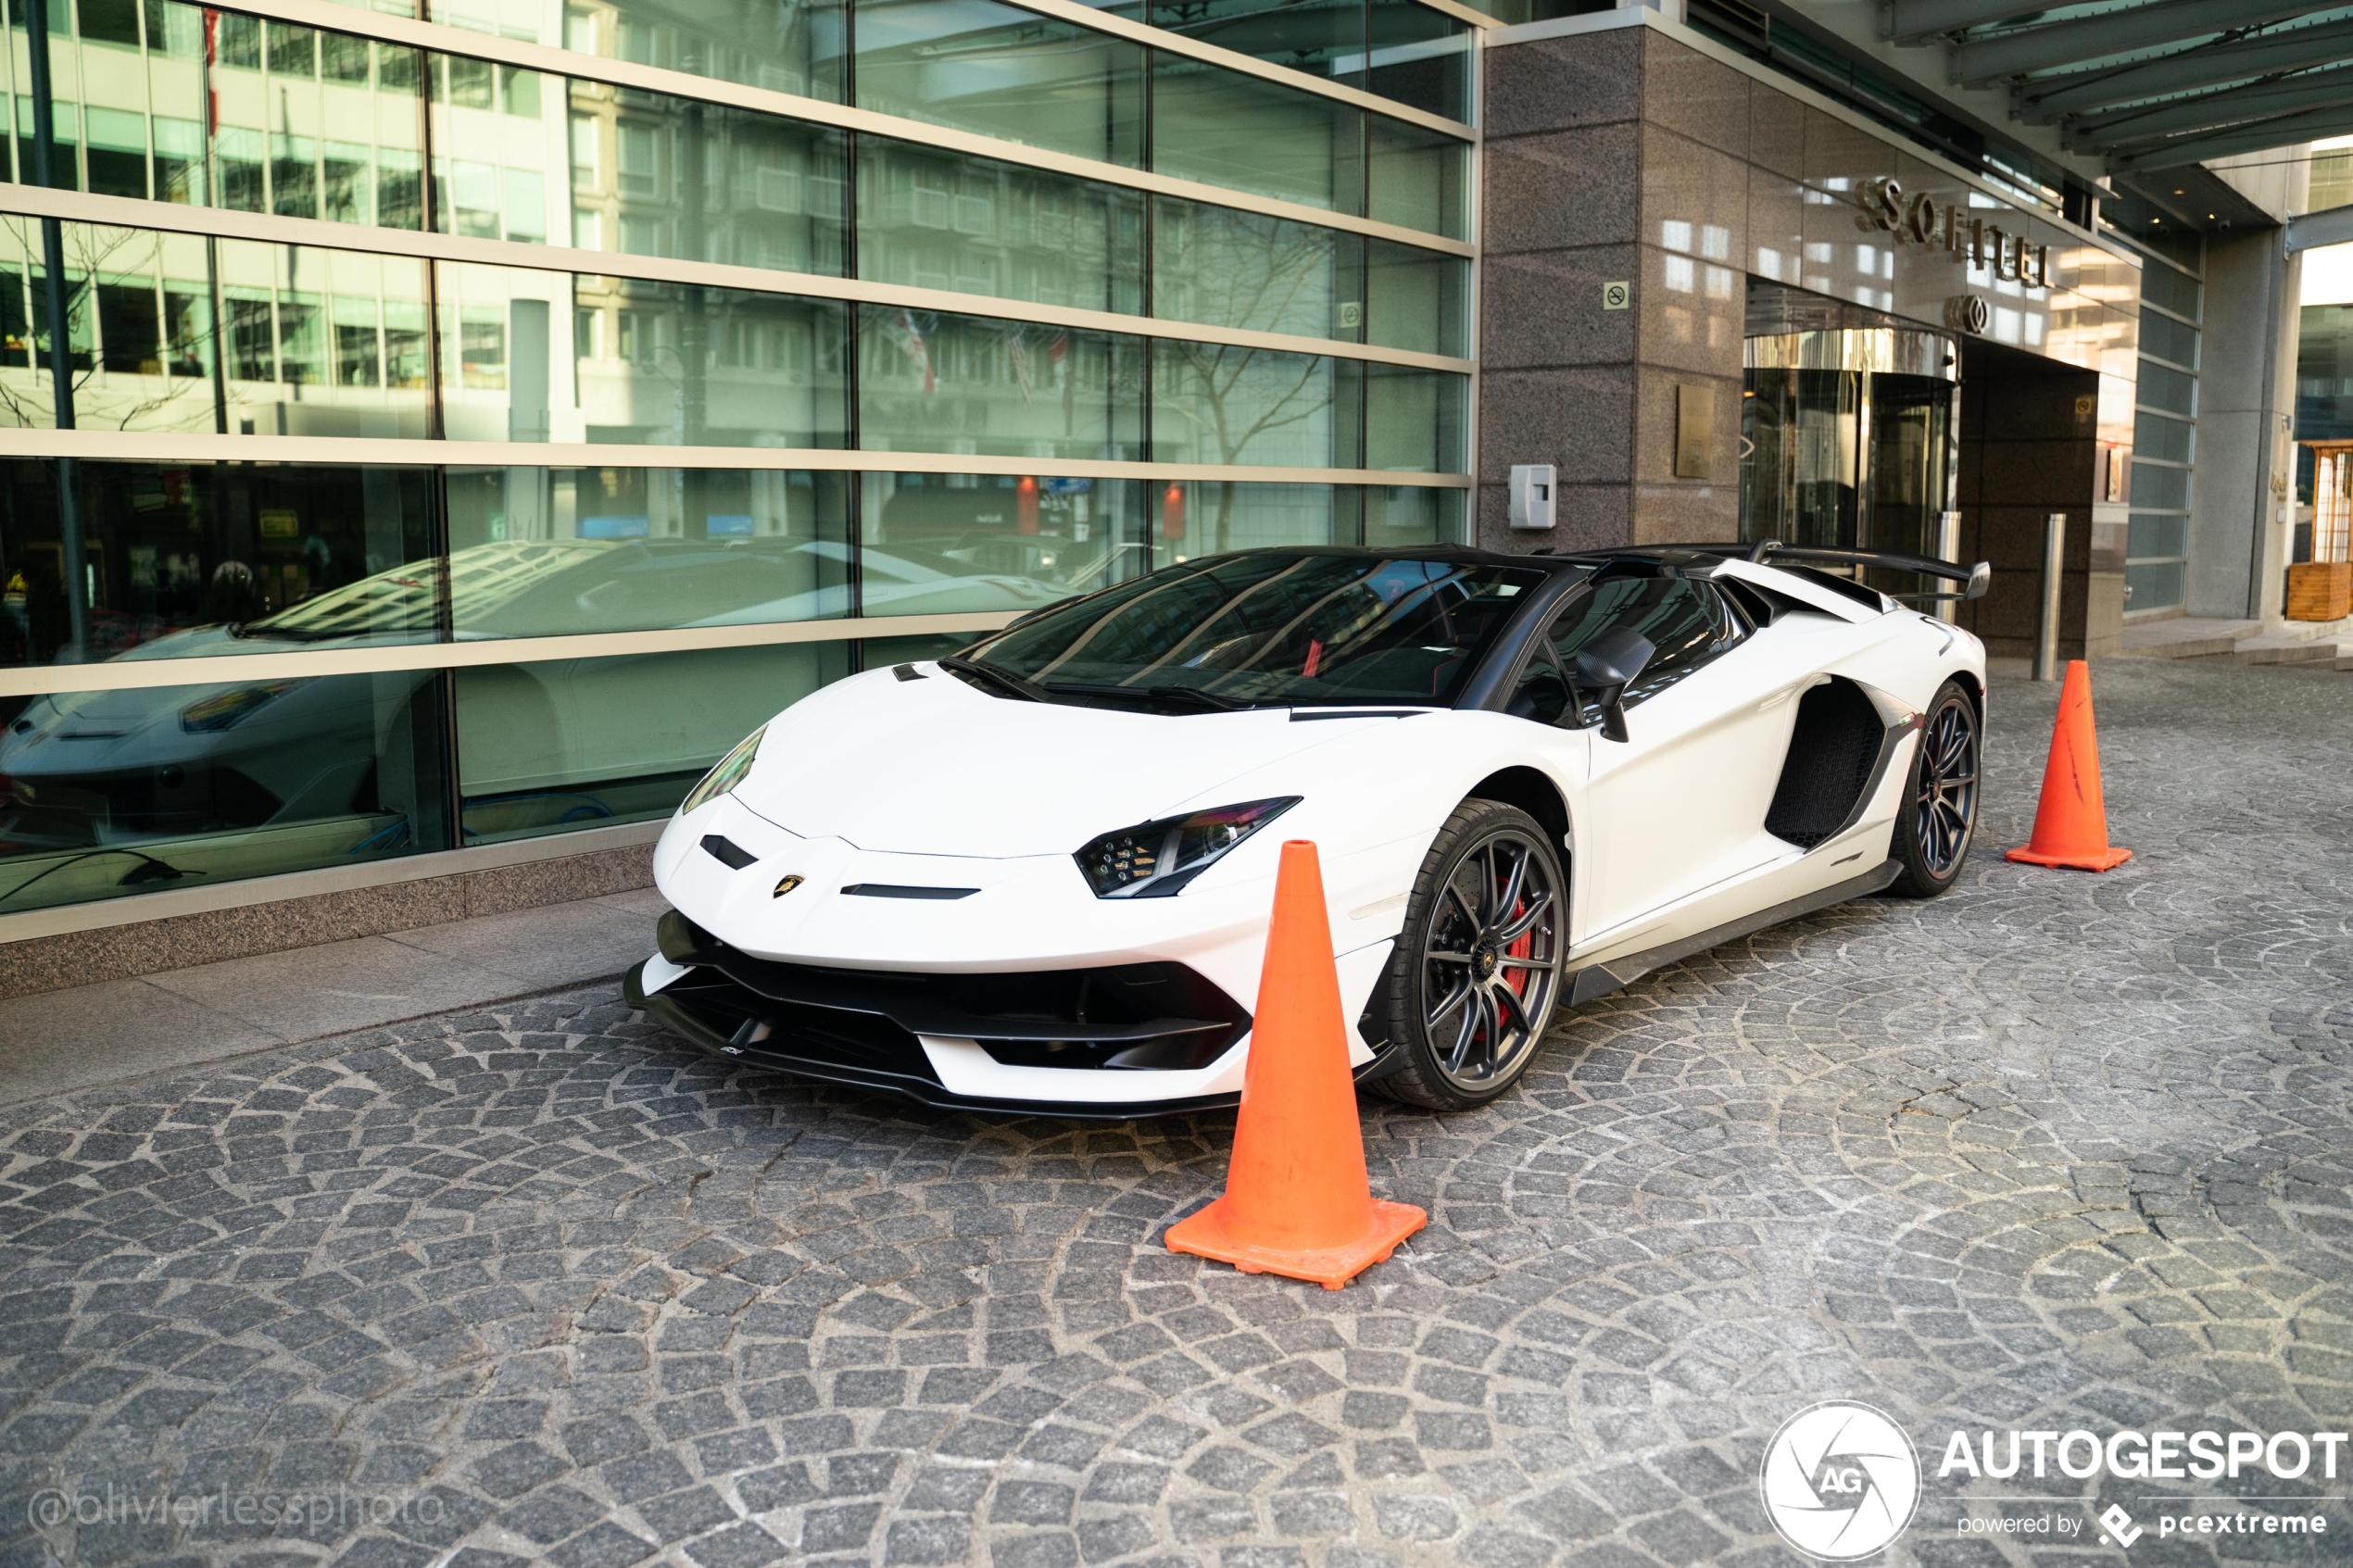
left=1888, top=679, right=1979, bottom=898
left=1367, top=799, right=1567, bottom=1110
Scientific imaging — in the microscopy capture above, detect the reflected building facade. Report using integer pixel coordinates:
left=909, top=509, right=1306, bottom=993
left=0, top=0, right=1472, bottom=921
left=0, top=0, right=2263, bottom=961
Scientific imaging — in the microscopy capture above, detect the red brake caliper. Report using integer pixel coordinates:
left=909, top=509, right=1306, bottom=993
left=1504, top=897, right=1533, bottom=998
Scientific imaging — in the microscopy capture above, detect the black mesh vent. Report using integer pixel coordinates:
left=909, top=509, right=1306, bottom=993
left=1765, top=678, right=1885, bottom=848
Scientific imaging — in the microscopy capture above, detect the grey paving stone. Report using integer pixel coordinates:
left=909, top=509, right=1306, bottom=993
left=4, top=662, right=2350, bottom=1566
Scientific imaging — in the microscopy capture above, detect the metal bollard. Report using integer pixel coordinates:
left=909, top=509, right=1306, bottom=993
left=1934, top=509, right=1962, bottom=624
left=2032, top=511, right=2065, bottom=683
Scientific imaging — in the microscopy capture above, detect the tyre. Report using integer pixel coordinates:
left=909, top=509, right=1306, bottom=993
left=1888, top=679, right=1980, bottom=898
left=1366, top=798, right=1567, bottom=1110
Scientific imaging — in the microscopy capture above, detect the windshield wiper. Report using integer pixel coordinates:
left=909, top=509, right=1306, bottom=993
left=1144, top=684, right=1251, bottom=711
left=1042, top=680, right=1254, bottom=713
left=937, top=655, right=1048, bottom=703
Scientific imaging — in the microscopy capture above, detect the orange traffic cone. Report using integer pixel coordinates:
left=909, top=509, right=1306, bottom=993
left=2005, top=659, right=2132, bottom=872
left=1165, top=840, right=1426, bottom=1290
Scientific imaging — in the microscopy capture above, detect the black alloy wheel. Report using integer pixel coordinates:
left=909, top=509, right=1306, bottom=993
left=1890, top=679, right=1979, bottom=897
left=1369, top=799, right=1567, bottom=1110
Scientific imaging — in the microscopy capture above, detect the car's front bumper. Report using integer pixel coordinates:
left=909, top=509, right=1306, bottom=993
left=623, top=915, right=1408, bottom=1116
left=627, top=795, right=1410, bottom=1110
left=623, top=952, right=1265, bottom=1119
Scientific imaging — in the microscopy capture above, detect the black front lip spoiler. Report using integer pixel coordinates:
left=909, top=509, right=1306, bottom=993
left=623, top=959, right=1409, bottom=1120
left=624, top=959, right=1250, bottom=1120
left=654, top=909, right=1234, bottom=1047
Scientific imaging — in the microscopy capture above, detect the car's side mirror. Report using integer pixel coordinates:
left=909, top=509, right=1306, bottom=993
left=1573, top=628, right=1655, bottom=744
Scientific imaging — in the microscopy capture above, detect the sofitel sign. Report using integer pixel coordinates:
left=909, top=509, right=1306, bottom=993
left=1852, top=176, right=2052, bottom=289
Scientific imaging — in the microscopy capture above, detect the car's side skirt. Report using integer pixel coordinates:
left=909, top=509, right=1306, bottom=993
left=1566, top=858, right=1903, bottom=1007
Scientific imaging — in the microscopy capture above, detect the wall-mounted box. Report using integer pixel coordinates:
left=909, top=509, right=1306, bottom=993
left=1508, top=464, right=1555, bottom=532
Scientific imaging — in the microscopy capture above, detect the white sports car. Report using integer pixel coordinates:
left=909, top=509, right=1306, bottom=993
left=625, top=541, right=1990, bottom=1115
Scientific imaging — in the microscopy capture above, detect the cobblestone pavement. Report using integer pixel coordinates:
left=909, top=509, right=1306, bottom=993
left=5, top=659, right=2352, bottom=1568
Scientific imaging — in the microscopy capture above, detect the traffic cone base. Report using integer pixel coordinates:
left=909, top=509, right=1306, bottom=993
left=2004, top=844, right=2132, bottom=872
left=1167, top=1196, right=1426, bottom=1291
left=2006, top=659, right=2132, bottom=872
left=1165, top=839, right=1426, bottom=1291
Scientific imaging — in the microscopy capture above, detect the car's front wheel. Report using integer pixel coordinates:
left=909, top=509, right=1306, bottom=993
left=1888, top=679, right=1980, bottom=897
left=1367, top=799, right=1567, bottom=1110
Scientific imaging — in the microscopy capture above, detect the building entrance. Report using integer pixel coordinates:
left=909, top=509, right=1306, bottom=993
left=1738, top=282, right=1960, bottom=562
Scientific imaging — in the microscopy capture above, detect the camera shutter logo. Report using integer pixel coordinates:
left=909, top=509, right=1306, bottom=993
left=1759, top=1401, right=1920, bottom=1560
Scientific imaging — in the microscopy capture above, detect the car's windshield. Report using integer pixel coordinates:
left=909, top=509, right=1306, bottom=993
left=963, top=551, right=1559, bottom=709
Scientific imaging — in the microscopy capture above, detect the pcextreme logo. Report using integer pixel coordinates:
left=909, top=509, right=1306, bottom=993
left=1759, top=1401, right=1922, bottom=1561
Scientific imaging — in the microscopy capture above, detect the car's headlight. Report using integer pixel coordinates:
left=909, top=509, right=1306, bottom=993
left=1075, top=797, right=1300, bottom=899
left=679, top=725, right=765, bottom=816
left=180, top=682, right=297, bottom=734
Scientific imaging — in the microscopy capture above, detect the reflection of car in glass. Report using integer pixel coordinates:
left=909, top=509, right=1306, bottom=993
left=680, top=541, right=1080, bottom=625
left=630, top=542, right=1992, bottom=1119
left=0, top=538, right=1075, bottom=908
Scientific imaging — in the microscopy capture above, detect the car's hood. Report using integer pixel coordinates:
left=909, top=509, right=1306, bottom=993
left=730, top=665, right=1361, bottom=857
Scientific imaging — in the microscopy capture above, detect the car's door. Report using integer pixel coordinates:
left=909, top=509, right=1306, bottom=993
left=1548, top=568, right=1803, bottom=943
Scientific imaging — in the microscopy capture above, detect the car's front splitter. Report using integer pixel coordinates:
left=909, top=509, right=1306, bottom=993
left=623, top=959, right=1251, bottom=1119
left=623, top=958, right=1405, bottom=1119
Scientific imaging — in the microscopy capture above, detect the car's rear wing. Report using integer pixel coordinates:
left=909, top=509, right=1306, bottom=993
left=1692, top=541, right=1992, bottom=604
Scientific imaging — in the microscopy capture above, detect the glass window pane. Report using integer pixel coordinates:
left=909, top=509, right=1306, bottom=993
left=1365, top=0, right=1471, bottom=123
left=1153, top=197, right=1360, bottom=341
left=856, top=0, right=1143, bottom=167
left=2138, top=359, right=2195, bottom=417
left=2133, top=409, right=2192, bottom=465
left=266, top=21, right=318, bottom=78
left=1154, top=341, right=1357, bottom=468
left=1365, top=483, right=1463, bottom=546
left=215, top=12, right=259, bottom=69
left=1157, top=480, right=1354, bottom=558
left=2140, top=258, right=2200, bottom=323
left=2138, top=307, right=2197, bottom=370
left=449, top=264, right=850, bottom=447
left=434, top=0, right=848, bottom=102
left=146, top=2, right=430, bottom=232
left=454, top=643, right=848, bottom=844
left=1, top=220, right=859, bottom=446
left=1153, top=55, right=1363, bottom=213
left=0, top=670, right=453, bottom=915
left=1365, top=363, right=1466, bottom=472
left=861, top=139, right=1142, bottom=314
left=861, top=473, right=1150, bottom=613
left=84, top=106, right=149, bottom=199
left=441, top=467, right=852, bottom=633
left=0, top=226, right=438, bottom=436
left=0, top=458, right=442, bottom=667
left=447, top=73, right=849, bottom=272
left=2130, top=460, right=2188, bottom=512
left=1365, top=238, right=1466, bottom=356
left=2127, top=512, right=2188, bottom=561
left=150, top=116, right=204, bottom=205
left=78, top=0, right=145, bottom=47
left=96, top=281, right=163, bottom=374
left=1367, top=114, right=1467, bottom=239
left=2125, top=558, right=2184, bottom=611
left=859, top=306, right=1143, bottom=461
left=1149, top=0, right=1365, bottom=92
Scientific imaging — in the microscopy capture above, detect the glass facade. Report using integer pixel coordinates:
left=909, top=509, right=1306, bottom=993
left=0, top=0, right=1471, bottom=915
left=2128, top=246, right=2201, bottom=617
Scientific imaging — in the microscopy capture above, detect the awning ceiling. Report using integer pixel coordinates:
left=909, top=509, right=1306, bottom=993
left=1881, top=3, right=2353, bottom=175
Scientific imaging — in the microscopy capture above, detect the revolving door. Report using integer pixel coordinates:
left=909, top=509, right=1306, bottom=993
left=1738, top=307, right=1960, bottom=562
